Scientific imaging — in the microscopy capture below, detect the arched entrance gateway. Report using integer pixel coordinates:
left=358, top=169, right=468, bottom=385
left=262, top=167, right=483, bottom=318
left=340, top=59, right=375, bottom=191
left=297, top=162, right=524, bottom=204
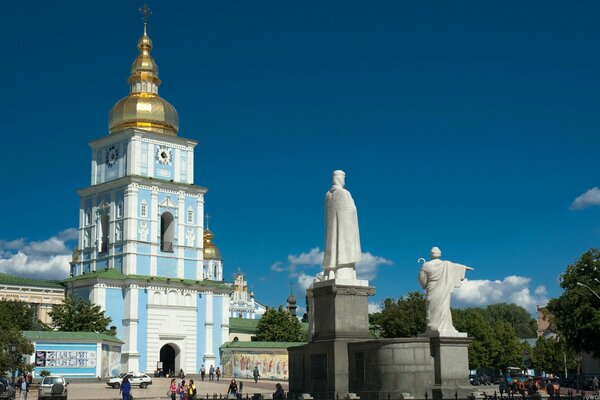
left=159, top=344, right=180, bottom=376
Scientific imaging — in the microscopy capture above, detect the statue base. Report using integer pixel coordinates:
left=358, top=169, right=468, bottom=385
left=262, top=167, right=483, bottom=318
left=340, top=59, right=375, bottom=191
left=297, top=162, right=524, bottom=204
left=288, top=281, right=375, bottom=396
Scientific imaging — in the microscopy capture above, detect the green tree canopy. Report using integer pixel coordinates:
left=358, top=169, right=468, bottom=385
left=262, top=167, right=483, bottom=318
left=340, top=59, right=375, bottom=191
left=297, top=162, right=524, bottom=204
left=369, top=291, right=426, bottom=338
left=0, top=300, right=35, bottom=374
left=49, top=295, right=113, bottom=334
left=481, top=303, right=537, bottom=338
left=546, top=249, right=600, bottom=356
left=256, top=306, right=306, bottom=342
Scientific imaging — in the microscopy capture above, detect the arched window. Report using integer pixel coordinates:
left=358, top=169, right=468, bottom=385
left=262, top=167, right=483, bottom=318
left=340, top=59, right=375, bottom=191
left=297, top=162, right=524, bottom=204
left=153, top=291, right=162, bottom=304
left=99, top=214, right=109, bottom=253
left=117, top=201, right=123, bottom=218
left=160, top=211, right=175, bottom=252
left=168, top=290, right=177, bottom=305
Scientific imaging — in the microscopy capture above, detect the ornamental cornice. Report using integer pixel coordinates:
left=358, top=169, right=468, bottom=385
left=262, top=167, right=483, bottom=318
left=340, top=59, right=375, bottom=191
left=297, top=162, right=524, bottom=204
left=310, top=284, right=375, bottom=297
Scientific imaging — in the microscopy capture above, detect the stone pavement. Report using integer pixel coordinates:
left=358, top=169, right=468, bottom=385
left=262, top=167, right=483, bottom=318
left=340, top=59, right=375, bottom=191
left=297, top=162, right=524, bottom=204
left=26, top=377, right=288, bottom=400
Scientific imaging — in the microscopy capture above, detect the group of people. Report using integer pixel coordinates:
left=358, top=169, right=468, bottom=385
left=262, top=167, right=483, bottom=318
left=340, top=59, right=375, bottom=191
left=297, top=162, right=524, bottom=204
left=168, top=378, right=198, bottom=400
left=165, top=377, right=285, bottom=400
left=199, top=364, right=221, bottom=381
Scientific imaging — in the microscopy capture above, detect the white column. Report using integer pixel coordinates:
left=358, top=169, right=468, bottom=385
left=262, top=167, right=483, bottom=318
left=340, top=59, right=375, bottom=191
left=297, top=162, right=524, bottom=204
left=188, top=147, right=194, bottom=183
left=96, top=342, right=102, bottom=378
left=174, top=148, right=180, bottom=183
left=148, top=143, right=154, bottom=177
left=123, top=285, right=140, bottom=372
left=177, top=192, right=185, bottom=278
left=124, top=185, right=138, bottom=275
left=196, top=196, right=204, bottom=280
left=91, top=284, right=107, bottom=311
left=91, top=149, right=97, bottom=185
left=204, top=292, right=214, bottom=358
left=150, top=188, right=158, bottom=276
left=221, top=295, right=229, bottom=345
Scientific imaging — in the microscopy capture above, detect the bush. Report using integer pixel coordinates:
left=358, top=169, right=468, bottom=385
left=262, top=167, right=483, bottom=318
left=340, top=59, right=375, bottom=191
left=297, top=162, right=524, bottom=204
left=40, top=370, right=51, bottom=377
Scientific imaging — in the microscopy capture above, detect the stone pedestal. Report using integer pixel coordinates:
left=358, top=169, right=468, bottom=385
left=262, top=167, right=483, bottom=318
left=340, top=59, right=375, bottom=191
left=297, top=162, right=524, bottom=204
left=288, top=282, right=374, bottom=396
left=428, top=334, right=473, bottom=400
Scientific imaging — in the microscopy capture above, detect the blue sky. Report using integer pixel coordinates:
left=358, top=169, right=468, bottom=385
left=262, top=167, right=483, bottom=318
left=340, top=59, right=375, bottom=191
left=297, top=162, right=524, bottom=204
left=1, top=1, right=600, bottom=315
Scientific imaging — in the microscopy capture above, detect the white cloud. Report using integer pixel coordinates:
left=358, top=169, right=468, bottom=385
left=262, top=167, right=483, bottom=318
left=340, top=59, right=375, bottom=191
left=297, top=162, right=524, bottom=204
left=0, top=229, right=76, bottom=280
left=274, top=248, right=392, bottom=292
left=368, top=302, right=383, bottom=314
left=453, top=275, right=548, bottom=313
left=570, top=187, right=600, bottom=210
left=356, top=252, right=393, bottom=280
left=298, top=272, right=318, bottom=291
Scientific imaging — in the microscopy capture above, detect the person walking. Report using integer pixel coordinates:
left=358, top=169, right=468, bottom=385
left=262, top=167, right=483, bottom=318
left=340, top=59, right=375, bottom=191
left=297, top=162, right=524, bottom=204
left=120, top=376, right=131, bottom=400
left=593, top=376, right=599, bottom=394
left=253, top=366, right=260, bottom=383
left=200, top=365, right=206, bottom=381
left=169, top=378, right=177, bottom=400
left=227, top=379, right=238, bottom=400
left=19, top=377, right=28, bottom=400
left=215, top=367, right=221, bottom=381
left=499, top=380, right=506, bottom=397
left=209, top=365, right=215, bottom=381
left=179, top=380, right=188, bottom=400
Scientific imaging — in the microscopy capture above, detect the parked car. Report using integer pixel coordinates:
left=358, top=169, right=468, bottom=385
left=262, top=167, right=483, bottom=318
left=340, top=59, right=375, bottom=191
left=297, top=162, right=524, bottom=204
left=107, top=372, right=152, bottom=389
left=38, top=375, right=68, bottom=400
left=0, top=376, right=15, bottom=400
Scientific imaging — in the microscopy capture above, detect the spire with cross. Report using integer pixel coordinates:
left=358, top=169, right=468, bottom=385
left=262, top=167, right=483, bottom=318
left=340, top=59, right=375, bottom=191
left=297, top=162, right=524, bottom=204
left=205, top=213, right=211, bottom=231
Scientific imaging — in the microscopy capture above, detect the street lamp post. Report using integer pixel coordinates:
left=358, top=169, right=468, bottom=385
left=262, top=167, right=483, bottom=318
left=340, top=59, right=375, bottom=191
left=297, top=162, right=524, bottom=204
left=576, top=282, right=600, bottom=300
left=8, top=343, right=16, bottom=384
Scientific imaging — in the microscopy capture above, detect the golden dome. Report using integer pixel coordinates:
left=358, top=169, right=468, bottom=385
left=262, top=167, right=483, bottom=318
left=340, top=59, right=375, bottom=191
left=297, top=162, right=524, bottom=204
left=108, top=23, right=179, bottom=135
left=203, top=229, right=222, bottom=261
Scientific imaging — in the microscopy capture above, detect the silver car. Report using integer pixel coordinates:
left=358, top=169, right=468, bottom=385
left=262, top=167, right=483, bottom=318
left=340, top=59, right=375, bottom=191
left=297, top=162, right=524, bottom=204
left=107, top=372, right=152, bottom=389
left=38, top=375, right=68, bottom=400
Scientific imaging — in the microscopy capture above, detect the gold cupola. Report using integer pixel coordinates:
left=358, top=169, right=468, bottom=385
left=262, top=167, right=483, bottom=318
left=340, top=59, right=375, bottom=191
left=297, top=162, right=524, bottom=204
left=203, top=229, right=222, bottom=261
left=108, top=22, right=179, bottom=135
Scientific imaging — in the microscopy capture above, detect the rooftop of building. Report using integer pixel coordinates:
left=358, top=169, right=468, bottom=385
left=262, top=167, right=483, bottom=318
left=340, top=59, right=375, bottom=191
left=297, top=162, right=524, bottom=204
left=22, top=330, right=124, bottom=344
left=64, top=268, right=232, bottom=291
left=0, top=272, right=64, bottom=289
left=221, top=341, right=305, bottom=349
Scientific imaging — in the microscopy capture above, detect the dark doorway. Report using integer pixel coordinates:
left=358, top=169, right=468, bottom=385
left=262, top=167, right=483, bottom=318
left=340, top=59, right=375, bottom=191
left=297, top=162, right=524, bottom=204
left=160, top=344, right=176, bottom=376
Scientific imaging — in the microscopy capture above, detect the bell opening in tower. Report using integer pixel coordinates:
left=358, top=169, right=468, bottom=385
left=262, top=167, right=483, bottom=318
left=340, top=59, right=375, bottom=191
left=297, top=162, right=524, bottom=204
left=160, top=211, right=174, bottom=252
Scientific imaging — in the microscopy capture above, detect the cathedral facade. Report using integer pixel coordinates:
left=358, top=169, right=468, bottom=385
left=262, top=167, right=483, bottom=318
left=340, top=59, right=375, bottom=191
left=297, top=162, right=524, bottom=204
left=66, top=21, right=230, bottom=375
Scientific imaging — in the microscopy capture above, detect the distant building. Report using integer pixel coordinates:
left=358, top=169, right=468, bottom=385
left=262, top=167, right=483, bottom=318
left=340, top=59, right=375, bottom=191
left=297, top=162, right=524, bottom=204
left=536, top=305, right=556, bottom=338
left=229, top=273, right=266, bottom=320
left=0, top=272, right=64, bottom=326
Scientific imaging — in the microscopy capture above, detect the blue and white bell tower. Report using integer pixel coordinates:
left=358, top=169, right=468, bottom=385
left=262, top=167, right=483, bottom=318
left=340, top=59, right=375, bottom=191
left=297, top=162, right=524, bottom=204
left=67, top=16, right=230, bottom=375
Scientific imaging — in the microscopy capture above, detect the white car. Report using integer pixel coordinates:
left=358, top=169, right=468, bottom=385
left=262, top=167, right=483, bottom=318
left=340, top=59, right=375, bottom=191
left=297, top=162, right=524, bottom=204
left=107, top=372, right=152, bottom=389
left=38, top=375, right=68, bottom=400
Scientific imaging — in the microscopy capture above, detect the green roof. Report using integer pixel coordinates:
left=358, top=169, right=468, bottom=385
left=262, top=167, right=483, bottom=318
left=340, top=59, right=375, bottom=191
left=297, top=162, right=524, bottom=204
left=0, top=272, right=64, bottom=289
left=229, top=317, right=260, bottom=333
left=221, top=341, right=305, bottom=349
left=22, top=331, right=124, bottom=344
left=64, top=269, right=231, bottom=290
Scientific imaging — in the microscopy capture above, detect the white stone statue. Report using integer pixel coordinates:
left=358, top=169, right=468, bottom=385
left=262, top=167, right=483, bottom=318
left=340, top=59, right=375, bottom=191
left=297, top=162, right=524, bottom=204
left=322, top=170, right=361, bottom=282
left=418, top=247, right=474, bottom=336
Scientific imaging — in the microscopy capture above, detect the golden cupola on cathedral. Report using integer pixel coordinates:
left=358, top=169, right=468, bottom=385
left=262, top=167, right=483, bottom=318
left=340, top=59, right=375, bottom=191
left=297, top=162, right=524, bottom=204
left=108, top=22, right=179, bottom=135
left=203, top=229, right=222, bottom=261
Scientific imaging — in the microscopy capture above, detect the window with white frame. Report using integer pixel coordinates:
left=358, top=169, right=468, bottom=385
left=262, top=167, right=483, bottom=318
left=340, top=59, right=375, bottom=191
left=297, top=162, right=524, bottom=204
left=187, top=208, right=194, bottom=224
left=117, top=201, right=123, bottom=218
left=85, top=209, right=91, bottom=226
left=140, top=200, right=148, bottom=218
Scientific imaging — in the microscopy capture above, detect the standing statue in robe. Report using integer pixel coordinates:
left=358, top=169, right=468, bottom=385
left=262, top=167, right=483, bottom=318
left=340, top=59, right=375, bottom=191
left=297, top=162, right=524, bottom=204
left=418, top=247, right=474, bottom=335
left=322, top=170, right=361, bottom=282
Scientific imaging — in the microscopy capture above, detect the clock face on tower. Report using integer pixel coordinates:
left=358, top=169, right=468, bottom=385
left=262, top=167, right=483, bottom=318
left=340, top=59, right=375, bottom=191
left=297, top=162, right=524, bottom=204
left=106, top=146, right=118, bottom=167
left=156, top=146, right=172, bottom=165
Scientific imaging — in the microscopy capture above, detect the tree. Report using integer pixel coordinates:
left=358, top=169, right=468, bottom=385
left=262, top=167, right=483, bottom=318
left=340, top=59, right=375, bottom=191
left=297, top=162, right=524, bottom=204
left=369, top=291, right=426, bottom=338
left=531, top=336, right=577, bottom=375
left=546, top=249, right=600, bottom=356
left=256, top=306, right=306, bottom=342
left=453, top=308, right=499, bottom=369
left=0, top=299, right=36, bottom=331
left=481, top=303, right=537, bottom=338
left=49, top=295, right=113, bottom=334
left=0, top=300, right=35, bottom=375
